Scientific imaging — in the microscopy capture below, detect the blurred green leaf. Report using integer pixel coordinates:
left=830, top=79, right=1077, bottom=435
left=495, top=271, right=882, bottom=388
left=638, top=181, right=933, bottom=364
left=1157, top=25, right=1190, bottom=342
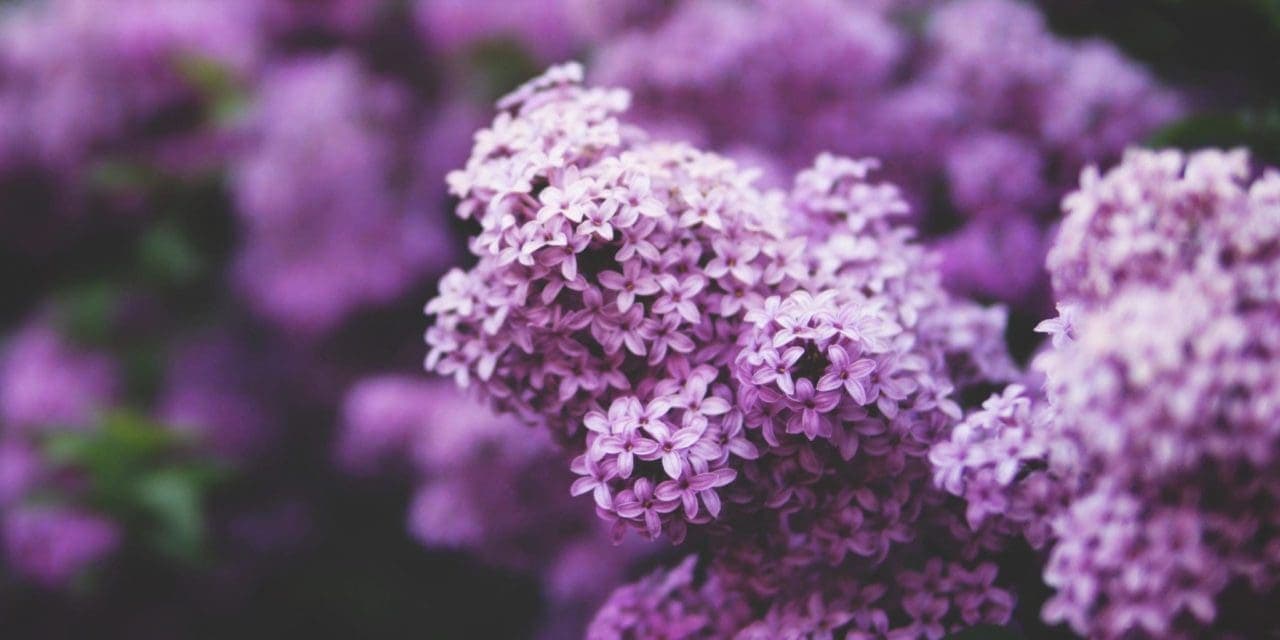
left=133, top=466, right=220, bottom=562
left=88, top=159, right=157, bottom=193
left=53, top=281, right=121, bottom=346
left=43, top=411, right=177, bottom=484
left=467, top=39, right=542, bottom=102
left=123, top=342, right=164, bottom=406
left=138, top=223, right=206, bottom=287
left=174, top=54, right=250, bottom=127
left=1147, top=107, right=1280, bottom=165
left=175, top=54, right=238, bottom=101
left=41, top=411, right=228, bottom=563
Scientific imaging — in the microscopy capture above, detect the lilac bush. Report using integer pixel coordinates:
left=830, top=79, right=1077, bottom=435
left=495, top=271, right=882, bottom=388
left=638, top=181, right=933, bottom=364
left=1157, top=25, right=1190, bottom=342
left=426, top=64, right=1022, bottom=637
left=2, top=0, right=1277, bottom=636
left=933, top=149, right=1280, bottom=638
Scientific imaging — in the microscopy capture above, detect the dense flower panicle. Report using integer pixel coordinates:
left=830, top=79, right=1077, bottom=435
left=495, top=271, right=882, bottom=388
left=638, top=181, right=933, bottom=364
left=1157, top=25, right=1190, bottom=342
left=1047, top=148, right=1274, bottom=306
left=935, top=149, right=1280, bottom=638
left=428, top=61, right=801, bottom=542
left=929, top=385, right=1066, bottom=549
left=427, top=64, right=1021, bottom=637
left=591, top=0, right=1182, bottom=307
left=426, top=63, right=1006, bottom=542
left=586, top=556, right=752, bottom=640
left=590, top=553, right=1014, bottom=640
left=339, top=376, right=647, bottom=637
left=232, top=54, right=454, bottom=335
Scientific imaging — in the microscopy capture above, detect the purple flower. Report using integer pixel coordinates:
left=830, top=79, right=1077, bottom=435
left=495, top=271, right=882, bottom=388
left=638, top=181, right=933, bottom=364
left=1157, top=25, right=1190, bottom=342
left=817, top=344, right=877, bottom=404
left=652, top=274, right=705, bottom=323
left=232, top=54, right=448, bottom=335
left=0, top=321, right=117, bottom=432
left=594, top=428, right=659, bottom=480
left=3, top=507, right=120, bottom=588
left=614, top=477, right=679, bottom=539
left=640, top=418, right=702, bottom=479
left=598, top=260, right=660, bottom=313
left=655, top=468, right=736, bottom=519
left=786, top=379, right=840, bottom=440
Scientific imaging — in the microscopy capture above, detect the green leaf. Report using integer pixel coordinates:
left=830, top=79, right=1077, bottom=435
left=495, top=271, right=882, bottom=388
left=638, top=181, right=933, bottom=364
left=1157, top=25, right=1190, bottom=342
left=88, top=159, right=157, bottom=192
left=174, top=54, right=250, bottom=127
left=40, top=411, right=229, bottom=563
left=467, top=39, right=542, bottom=102
left=132, top=467, right=210, bottom=562
left=1147, top=107, right=1280, bottom=165
left=138, top=222, right=206, bottom=287
left=42, top=411, right=177, bottom=501
left=53, top=281, right=121, bottom=346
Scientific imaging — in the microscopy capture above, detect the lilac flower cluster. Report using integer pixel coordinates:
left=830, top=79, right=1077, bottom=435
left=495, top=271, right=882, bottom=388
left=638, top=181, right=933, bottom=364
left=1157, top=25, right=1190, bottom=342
left=590, top=553, right=1016, bottom=640
left=231, top=53, right=456, bottom=335
left=427, top=64, right=1021, bottom=637
left=339, top=376, right=648, bottom=638
left=0, top=321, right=121, bottom=586
left=591, top=0, right=1183, bottom=307
left=933, top=149, right=1280, bottom=638
left=929, top=385, right=1065, bottom=550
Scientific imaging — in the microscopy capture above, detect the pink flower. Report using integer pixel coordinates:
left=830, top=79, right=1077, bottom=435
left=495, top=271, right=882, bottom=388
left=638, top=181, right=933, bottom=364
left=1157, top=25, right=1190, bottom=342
left=786, top=379, right=840, bottom=440
left=614, top=477, right=678, bottom=539
left=598, top=261, right=660, bottom=312
left=816, top=345, right=877, bottom=404
left=640, top=418, right=703, bottom=479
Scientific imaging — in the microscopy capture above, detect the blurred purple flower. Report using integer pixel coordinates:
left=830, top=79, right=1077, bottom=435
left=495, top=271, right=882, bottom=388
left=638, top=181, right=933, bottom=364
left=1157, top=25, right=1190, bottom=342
left=0, top=322, right=117, bottom=433
left=231, top=53, right=454, bottom=335
left=3, top=506, right=120, bottom=588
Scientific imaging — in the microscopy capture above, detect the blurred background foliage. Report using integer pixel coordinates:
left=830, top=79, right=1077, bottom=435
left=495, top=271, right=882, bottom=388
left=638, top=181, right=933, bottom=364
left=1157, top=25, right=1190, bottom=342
left=1041, top=0, right=1280, bottom=162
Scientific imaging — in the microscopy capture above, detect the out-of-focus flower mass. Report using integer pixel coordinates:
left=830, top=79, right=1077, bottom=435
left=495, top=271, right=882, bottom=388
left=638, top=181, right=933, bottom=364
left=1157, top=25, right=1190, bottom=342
left=2, top=0, right=1279, bottom=637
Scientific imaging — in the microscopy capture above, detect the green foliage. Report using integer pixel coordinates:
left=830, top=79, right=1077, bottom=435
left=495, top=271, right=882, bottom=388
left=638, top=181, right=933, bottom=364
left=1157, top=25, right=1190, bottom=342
left=53, top=280, right=121, bottom=346
left=41, top=411, right=228, bottom=564
left=1148, top=107, right=1280, bottom=165
left=466, top=39, right=543, bottom=102
left=174, top=54, right=249, bottom=126
left=138, top=222, right=207, bottom=288
left=89, top=159, right=159, bottom=193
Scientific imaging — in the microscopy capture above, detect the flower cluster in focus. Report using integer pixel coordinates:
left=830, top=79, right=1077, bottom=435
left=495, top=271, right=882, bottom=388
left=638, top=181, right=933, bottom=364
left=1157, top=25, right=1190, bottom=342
left=933, top=149, right=1280, bottom=638
left=427, top=63, right=1023, bottom=638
